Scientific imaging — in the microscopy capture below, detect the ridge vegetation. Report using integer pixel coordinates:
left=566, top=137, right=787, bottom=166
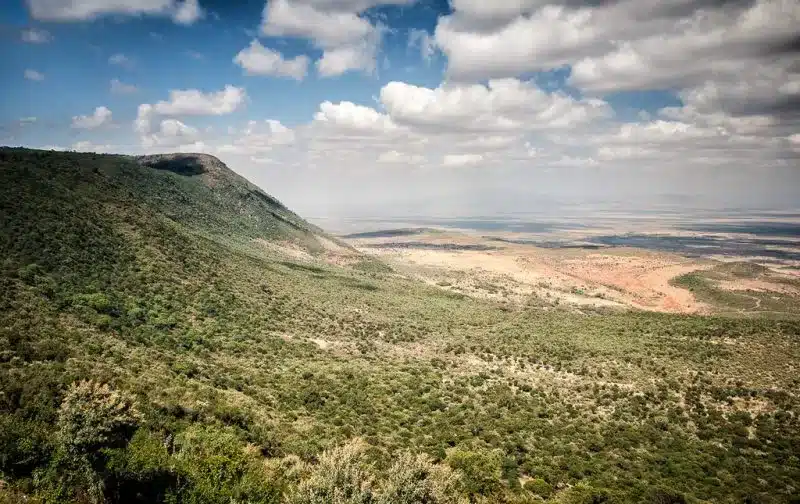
left=1, top=148, right=798, bottom=503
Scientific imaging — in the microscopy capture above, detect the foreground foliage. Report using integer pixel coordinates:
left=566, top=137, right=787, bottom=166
left=1, top=148, right=799, bottom=503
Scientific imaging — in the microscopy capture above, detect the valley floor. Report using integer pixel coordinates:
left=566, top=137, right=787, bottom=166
left=341, top=227, right=800, bottom=318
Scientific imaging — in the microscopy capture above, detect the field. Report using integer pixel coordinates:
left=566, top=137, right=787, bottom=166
left=1, top=149, right=799, bottom=503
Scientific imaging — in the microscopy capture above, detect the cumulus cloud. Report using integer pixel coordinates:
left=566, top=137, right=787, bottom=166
left=25, top=0, right=205, bottom=24
left=435, top=0, right=797, bottom=85
left=153, top=85, right=246, bottom=116
left=234, top=39, right=309, bottom=80
left=408, top=0, right=798, bottom=180
left=217, top=120, right=296, bottom=155
left=72, top=106, right=113, bottom=129
left=380, top=79, right=611, bottom=132
left=172, top=0, right=203, bottom=24
left=260, top=0, right=413, bottom=76
left=24, top=69, right=44, bottom=81
left=110, top=78, right=137, bottom=94
left=140, top=119, right=200, bottom=148
left=133, top=85, right=246, bottom=150
left=134, top=104, right=154, bottom=135
left=313, top=100, right=398, bottom=132
left=316, top=40, right=377, bottom=77
left=21, top=28, right=51, bottom=43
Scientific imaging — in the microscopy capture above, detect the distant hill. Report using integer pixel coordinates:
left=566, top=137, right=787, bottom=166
left=2, top=148, right=328, bottom=255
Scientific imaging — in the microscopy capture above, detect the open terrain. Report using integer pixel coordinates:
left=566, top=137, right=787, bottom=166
left=1, top=149, right=799, bottom=504
left=343, top=227, right=800, bottom=318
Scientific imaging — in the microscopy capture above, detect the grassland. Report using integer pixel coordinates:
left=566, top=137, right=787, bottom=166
left=671, top=262, right=800, bottom=318
left=1, top=148, right=799, bottom=503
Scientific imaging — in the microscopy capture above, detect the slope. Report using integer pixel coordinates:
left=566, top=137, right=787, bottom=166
left=0, top=147, right=799, bottom=504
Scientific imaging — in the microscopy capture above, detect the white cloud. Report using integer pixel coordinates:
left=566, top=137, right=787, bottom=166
left=172, top=0, right=203, bottom=24
left=261, top=0, right=372, bottom=46
left=260, top=0, right=412, bottom=77
left=380, top=79, right=610, bottom=133
left=153, top=85, right=246, bottom=116
left=217, top=119, right=296, bottom=155
left=316, top=40, right=377, bottom=77
left=134, top=104, right=154, bottom=135
left=442, top=153, right=484, bottom=167
left=234, top=39, right=309, bottom=80
left=21, top=28, right=51, bottom=43
left=313, top=100, right=397, bottom=132
left=568, top=1, right=799, bottom=94
left=140, top=119, right=200, bottom=148
left=423, top=0, right=797, bottom=182
left=72, top=106, right=113, bottom=129
left=133, top=86, right=246, bottom=148
left=110, top=78, right=137, bottom=94
left=108, top=53, right=133, bottom=68
left=25, top=0, right=205, bottom=24
left=24, top=69, right=44, bottom=81
left=434, top=0, right=798, bottom=93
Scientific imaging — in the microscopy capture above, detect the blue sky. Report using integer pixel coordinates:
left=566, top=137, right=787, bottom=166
left=1, top=0, right=798, bottom=219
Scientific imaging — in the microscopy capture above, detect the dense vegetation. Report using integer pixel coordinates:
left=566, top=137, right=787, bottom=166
left=1, top=148, right=799, bottom=503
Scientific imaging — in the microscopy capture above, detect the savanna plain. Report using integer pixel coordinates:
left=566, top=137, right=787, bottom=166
left=1, top=148, right=799, bottom=504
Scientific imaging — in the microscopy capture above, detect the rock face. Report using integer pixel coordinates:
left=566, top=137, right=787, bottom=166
left=136, top=153, right=251, bottom=188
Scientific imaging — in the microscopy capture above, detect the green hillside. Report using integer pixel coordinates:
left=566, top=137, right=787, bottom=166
left=1, top=148, right=799, bottom=504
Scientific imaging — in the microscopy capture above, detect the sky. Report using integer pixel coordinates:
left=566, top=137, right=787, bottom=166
left=1, top=0, right=799, bottom=221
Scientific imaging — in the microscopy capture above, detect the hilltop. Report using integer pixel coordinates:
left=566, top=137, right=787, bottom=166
left=1, top=148, right=799, bottom=504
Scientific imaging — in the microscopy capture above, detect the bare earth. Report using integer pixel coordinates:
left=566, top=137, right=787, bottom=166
left=347, top=232, right=713, bottom=313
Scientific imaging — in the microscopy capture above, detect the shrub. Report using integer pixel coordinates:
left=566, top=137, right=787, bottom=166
left=376, top=452, right=465, bottom=504
left=57, top=380, right=140, bottom=455
left=523, top=478, right=552, bottom=499
left=646, top=487, right=687, bottom=504
left=291, top=439, right=375, bottom=504
left=445, top=448, right=503, bottom=499
left=551, top=484, right=612, bottom=504
left=0, top=415, right=52, bottom=477
left=172, top=424, right=280, bottom=504
left=71, top=293, right=112, bottom=314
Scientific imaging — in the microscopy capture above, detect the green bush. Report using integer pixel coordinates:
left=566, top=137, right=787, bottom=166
left=376, top=452, right=465, bottom=504
left=172, top=424, right=280, bottom=504
left=291, top=439, right=375, bottom=504
left=446, top=448, right=503, bottom=499
left=523, top=478, right=552, bottom=498
left=71, top=293, right=113, bottom=314
left=0, top=415, right=52, bottom=477
left=57, top=381, right=140, bottom=455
